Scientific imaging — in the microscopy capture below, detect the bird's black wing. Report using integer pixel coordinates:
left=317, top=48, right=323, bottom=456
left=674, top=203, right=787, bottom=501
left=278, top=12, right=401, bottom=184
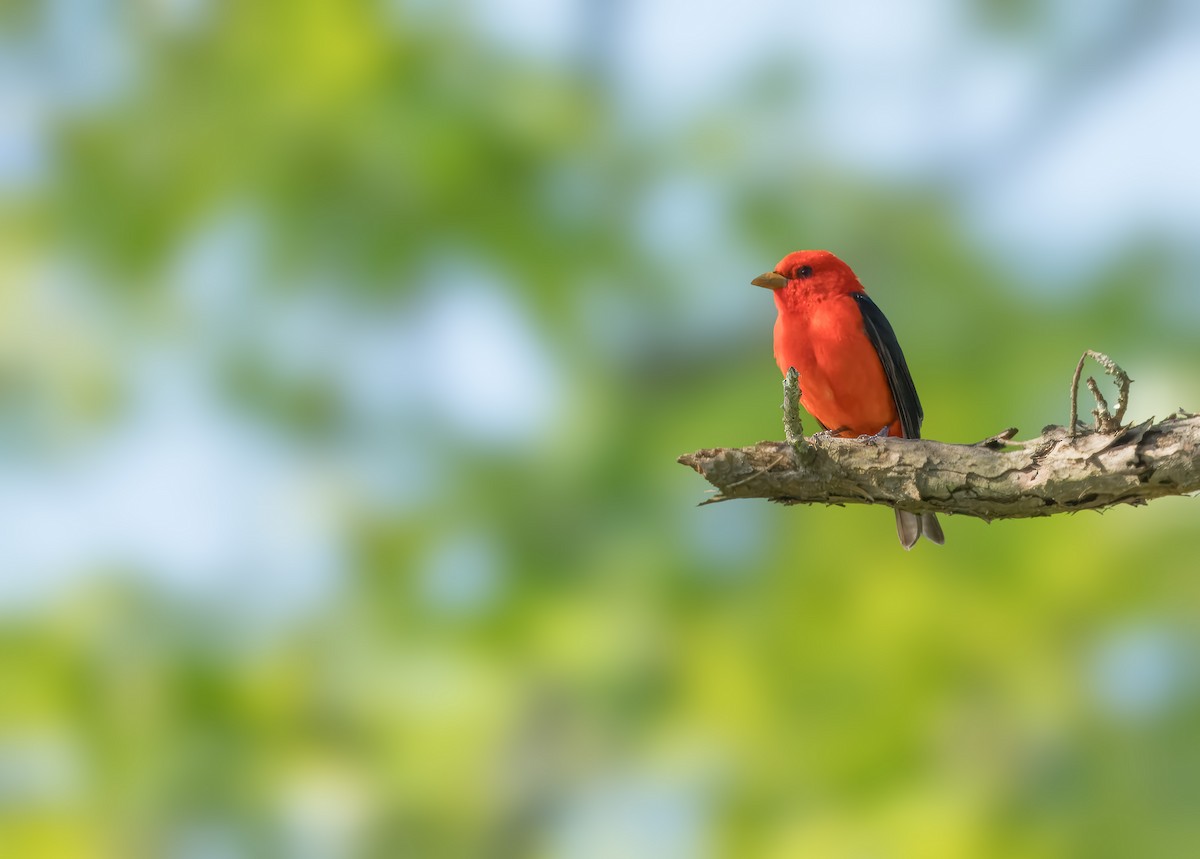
left=851, top=292, right=924, bottom=439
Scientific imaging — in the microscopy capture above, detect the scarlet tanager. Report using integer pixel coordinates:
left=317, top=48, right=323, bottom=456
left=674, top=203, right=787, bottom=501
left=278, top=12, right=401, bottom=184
left=753, top=250, right=944, bottom=549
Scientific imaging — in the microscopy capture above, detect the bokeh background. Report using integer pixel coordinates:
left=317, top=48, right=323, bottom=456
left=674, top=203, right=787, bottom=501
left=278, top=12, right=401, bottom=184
left=3, top=0, right=1200, bottom=856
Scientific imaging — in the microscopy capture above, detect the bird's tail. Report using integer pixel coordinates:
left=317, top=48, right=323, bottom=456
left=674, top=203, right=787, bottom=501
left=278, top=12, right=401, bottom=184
left=895, top=510, right=945, bottom=549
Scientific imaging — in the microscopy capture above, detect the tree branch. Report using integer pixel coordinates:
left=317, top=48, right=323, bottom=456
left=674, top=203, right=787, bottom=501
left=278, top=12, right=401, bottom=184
left=679, top=353, right=1199, bottom=521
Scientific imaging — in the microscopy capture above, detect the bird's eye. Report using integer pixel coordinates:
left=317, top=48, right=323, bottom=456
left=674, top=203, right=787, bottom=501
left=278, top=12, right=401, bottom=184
left=794, top=265, right=813, bottom=279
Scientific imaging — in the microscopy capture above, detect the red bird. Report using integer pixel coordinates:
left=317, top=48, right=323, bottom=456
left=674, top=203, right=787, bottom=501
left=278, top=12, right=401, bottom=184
left=753, top=250, right=944, bottom=549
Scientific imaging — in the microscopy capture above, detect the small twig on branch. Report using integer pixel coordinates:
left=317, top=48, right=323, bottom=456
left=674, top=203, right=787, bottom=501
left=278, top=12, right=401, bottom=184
left=782, top=367, right=815, bottom=464
left=973, top=427, right=1020, bottom=449
left=680, top=353, right=1198, bottom=522
left=1071, top=349, right=1131, bottom=435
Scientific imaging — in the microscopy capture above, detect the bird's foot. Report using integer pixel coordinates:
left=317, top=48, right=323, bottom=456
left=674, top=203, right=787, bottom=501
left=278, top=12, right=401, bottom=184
left=855, top=425, right=891, bottom=440
left=810, top=427, right=845, bottom=442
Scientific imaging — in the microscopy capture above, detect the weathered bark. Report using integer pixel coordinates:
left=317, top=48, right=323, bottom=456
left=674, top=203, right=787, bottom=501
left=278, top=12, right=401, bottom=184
left=678, top=355, right=1199, bottom=521
left=678, top=416, right=1200, bottom=520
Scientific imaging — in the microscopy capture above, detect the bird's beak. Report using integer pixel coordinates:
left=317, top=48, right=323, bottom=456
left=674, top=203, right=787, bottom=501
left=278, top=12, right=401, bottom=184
left=752, top=271, right=788, bottom=290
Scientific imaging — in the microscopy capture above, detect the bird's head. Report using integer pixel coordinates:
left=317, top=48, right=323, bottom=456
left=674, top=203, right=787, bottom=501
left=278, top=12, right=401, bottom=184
left=752, top=250, right=862, bottom=309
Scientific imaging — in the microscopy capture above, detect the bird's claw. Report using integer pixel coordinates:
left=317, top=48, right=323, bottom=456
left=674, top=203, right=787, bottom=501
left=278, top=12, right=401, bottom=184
left=855, top=425, right=890, bottom=441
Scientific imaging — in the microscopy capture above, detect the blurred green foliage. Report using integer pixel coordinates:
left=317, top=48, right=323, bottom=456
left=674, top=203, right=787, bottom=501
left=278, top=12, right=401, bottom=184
left=2, top=1, right=1200, bottom=857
